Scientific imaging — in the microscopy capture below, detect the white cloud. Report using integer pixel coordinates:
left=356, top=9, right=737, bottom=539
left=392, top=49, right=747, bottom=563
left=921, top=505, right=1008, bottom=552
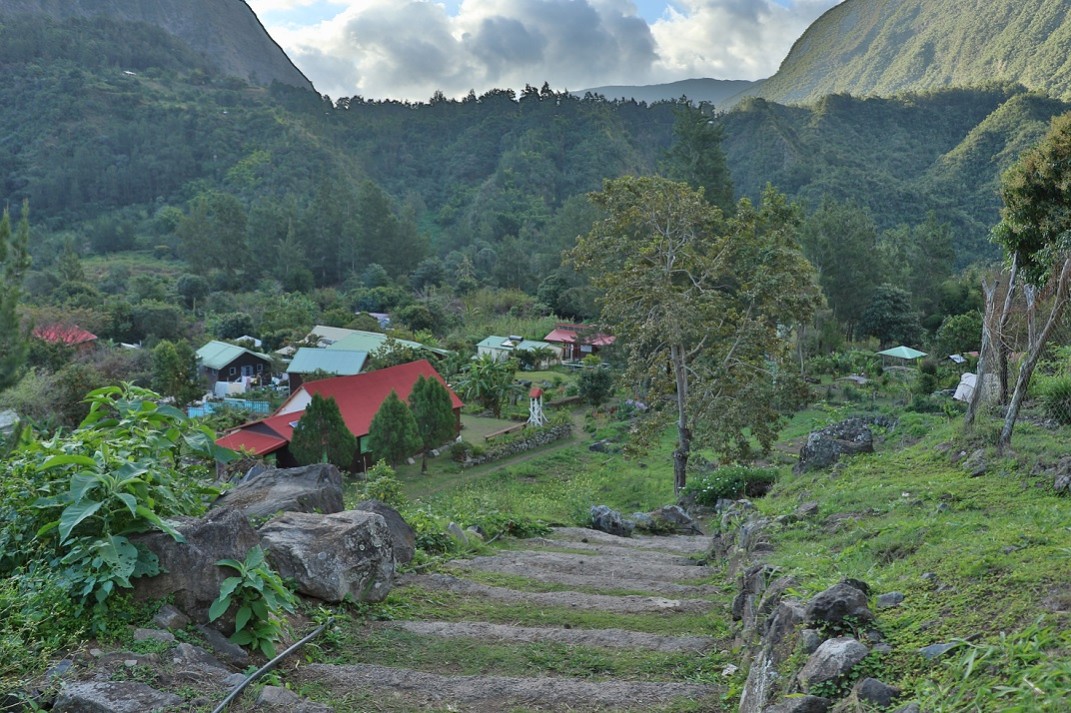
left=248, top=0, right=841, bottom=101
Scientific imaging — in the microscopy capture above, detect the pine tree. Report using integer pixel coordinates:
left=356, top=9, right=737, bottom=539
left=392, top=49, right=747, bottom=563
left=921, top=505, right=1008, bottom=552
left=408, top=375, right=457, bottom=473
left=290, top=394, right=357, bottom=470
left=0, top=201, right=31, bottom=392
left=367, top=390, right=420, bottom=467
left=151, top=340, right=202, bottom=407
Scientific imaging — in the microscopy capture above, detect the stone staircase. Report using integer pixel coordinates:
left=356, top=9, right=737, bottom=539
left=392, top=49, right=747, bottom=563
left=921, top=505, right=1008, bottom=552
left=293, top=527, right=730, bottom=712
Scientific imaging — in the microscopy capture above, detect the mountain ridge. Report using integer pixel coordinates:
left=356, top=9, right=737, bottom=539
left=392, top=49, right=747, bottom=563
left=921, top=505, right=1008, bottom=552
left=0, top=0, right=313, bottom=90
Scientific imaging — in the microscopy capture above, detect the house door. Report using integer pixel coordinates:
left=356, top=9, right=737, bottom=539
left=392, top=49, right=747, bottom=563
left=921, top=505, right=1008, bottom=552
left=241, top=365, right=254, bottom=378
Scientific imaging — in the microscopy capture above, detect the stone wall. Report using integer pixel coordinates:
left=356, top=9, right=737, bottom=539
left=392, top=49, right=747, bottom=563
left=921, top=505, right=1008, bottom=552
left=463, top=424, right=573, bottom=467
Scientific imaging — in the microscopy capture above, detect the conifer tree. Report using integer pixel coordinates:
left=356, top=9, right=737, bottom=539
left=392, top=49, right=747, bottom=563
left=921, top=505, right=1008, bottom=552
left=367, top=390, right=421, bottom=467
left=408, top=375, right=457, bottom=473
left=0, top=201, right=31, bottom=392
left=290, top=394, right=357, bottom=470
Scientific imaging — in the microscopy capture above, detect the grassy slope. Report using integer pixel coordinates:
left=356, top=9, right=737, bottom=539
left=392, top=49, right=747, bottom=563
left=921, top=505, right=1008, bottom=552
left=377, top=394, right=1071, bottom=709
left=756, top=0, right=1071, bottom=105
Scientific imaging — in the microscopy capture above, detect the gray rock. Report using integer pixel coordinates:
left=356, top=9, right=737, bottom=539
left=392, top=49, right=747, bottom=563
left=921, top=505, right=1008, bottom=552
left=630, top=512, right=656, bottom=531
left=53, top=682, right=182, bottom=713
left=891, top=704, right=921, bottom=713
left=799, top=629, right=823, bottom=654
left=798, top=637, right=870, bottom=690
left=919, top=641, right=959, bottom=660
left=784, top=501, right=820, bottom=524
left=260, top=510, right=395, bottom=603
left=356, top=499, right=416, bottom=564
left=447, top=522, right=469, bottom=545
left=172, top=642, right=228, bottom=671
left=589, top=505, right=634, bottom=537
left=855, top=677, right=902, bottom=707
left=805, top=581, right=874, bottom=626
left=212, top=463, right=344, bottom=520
left=151, top=604, right=190, bottom=631
left=764, top=695, right=831, bottom=713
left=648, top=505, right=704, bottom=535
left=962, top=449, right=987, bottom=477
left=876, top=591, right=905, bottom=609
left=795, top=417, right=892, bottom=473
left=196, top=625, right=249, bottom=668
left=132, top=508, right=261, bottom=623
left=256, top=685, right=333, bottom=712
left=133, top=628, right=175, bottom=644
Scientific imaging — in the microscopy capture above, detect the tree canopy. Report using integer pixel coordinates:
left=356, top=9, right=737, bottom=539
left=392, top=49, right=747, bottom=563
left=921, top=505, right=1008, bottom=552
left=290, top=394, right=357, bottom=470
left=408, top=375, right=457, bottom=473
left=571, top=176, right=821, bottom=492
left=0, top=202, right=31, bottom=392
left=367, top=390, right=421, bottom=467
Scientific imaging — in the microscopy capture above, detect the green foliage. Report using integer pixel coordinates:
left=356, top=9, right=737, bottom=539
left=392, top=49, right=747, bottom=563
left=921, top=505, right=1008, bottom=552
left=408, top=375, right=458, bottom=473
left=661, top=103, right=734, bottom=213
left=860, top=284, right=921, bottom=347
left=289, top=394, right=358, bottom=470
left=1040, top=376, right=1071, bottom=425
left=933, top=311, right=982, bottom=356
left=208, top=545, right=297, bottom=658
left=578, top=366, right=614, bottom=408
left=1, top=384, right=232, bottom=631
left=151, top=340, right=201, bottom=407
left=0, top=202, right=31, bottom=391
left=355, top=460, right=407, bottom=507
left=681, top=466, right=779, bottom=506
left=455, top=354, right=520, bottom=419
left=367, top=391, right=421, bottom=466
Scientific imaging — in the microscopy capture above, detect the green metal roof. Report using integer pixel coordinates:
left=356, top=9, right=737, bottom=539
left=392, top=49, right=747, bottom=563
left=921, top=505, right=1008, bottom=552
left=877, top=346, right=927, bottom=360
left=326, top=330, right=450, bottom=356
left=287, top=348, right=367, bottom=376
left=196, top=340, right=271, bottom=370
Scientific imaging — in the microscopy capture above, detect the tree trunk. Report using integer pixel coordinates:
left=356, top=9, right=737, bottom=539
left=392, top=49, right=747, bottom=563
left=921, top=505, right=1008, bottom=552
left=965, top=277, right=998, bottom=427
left=670, top=344, right=690, bottom=494
left=997, top=252, right=1019, bottom=405
left=999, top=256, right=1071, bottom=452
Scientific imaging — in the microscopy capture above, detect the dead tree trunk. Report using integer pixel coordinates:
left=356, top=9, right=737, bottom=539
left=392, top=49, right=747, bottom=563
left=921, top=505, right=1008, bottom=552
left=965, top=278, right=999, bottom=427
left=999, top=256, right=1071, bottom=453
left=997, top=253, right=1020, bottom=405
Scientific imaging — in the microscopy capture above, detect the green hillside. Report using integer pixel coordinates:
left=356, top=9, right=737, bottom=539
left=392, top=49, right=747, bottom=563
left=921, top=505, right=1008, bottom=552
left=755, top=0, right=1071, bottom=106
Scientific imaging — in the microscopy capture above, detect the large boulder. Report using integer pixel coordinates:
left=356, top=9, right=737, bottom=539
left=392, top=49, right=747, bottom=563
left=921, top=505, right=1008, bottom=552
left=259, top=510, right=395, bottom=603
left=212, top=463, right=344, bottom=520
left=355, top=499, right=416, bottom=565
left=798, top=637, right=870, bottom=691
left=805, top=581, right=874, bottom=627
left=53, top=682, right=182, bottom=713
left=590, top=505, right=634, bottom=537
left=132, top=508, right=261, bottom=622
left=795, top=417, right=893, bottom=473
left=764, top=696, right=831, bottom=713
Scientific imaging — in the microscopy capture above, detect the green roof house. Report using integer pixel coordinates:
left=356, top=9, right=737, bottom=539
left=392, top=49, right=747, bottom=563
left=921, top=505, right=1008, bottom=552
left=286, top=348, right=367, bottom=391
left=197, top=340, right=273, bottom=387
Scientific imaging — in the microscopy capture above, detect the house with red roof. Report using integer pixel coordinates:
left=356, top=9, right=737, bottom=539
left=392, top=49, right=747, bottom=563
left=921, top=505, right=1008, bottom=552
left=217, top=359, right=463, bottom=472
left=33, top=323, right=98, bottom=353
left=543, top=323, right=615, bottom=361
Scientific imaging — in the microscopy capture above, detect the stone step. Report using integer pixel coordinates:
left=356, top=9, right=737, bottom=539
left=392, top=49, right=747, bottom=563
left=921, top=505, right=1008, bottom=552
left=446, top=559, right=719, bottom=597
left=297, top=663, right=720, bottom=712
left=519, top=538, right=706, bottom=565
left=401, top=573, right=715, bottom=614
left=549, top=527, right=712, bottom=555
left=380, top=620, right=716, bottom=653
left=451, top=549, right=712, bottom=583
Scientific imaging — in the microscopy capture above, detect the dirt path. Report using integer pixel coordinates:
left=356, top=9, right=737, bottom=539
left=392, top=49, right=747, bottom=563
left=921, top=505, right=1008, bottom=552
left=292, top=527, right=729, bottom=712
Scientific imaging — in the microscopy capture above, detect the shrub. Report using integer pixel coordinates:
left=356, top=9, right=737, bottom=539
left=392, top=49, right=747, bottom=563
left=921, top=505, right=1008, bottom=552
left=682, top=466, right=779, bottom=506
left=356, top=460, right=406, bottom=507
left=208, top=545, right=296, bottom=658
left=1042, top=376, right=1071, bottom=425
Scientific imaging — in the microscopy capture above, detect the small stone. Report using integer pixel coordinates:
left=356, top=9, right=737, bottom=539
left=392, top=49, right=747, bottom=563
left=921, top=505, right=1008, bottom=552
left=919, top=641, right=960, bottom=660
left=962, top=449, right=987, bottom=477
left=134, top=628, right=176, bottom=643
left=152, top=604, right=190, bottom=631
left=891, top=704, right=921, bottom=713
left=876, top=592, right=905, bottom=609
left=89, top=649, right=105, bottom=658
left=47, top=659, right=74, bottom=678
left=855, top=677, right=902, bottom=707
left=124, top=659, right=139, bottom=668
left=447, top=522, right=469, bottom=545
left=721, top=664, right=738, bottom=677
left=872, top=642, right=894, bottom=654
left=921, top=572, right=937, bottom=581
left=799, top=629, right=823, bottom=654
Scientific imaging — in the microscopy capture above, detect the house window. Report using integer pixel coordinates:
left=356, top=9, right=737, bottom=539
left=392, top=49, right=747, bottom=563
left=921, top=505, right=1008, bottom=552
left=229, top=366, right=237, bottom=376
left=256, top=363, right=264, bottom=373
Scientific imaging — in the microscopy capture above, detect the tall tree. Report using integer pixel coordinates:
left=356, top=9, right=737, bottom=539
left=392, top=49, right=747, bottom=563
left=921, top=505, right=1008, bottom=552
left=290, top=394, right=357, bottom=470
left=151, top=340, right=202, bottom=407
left=859, top=284, right=920, bottom=348
left=799, top=197, right=882, bottom=339
left=662, top=104, right=735, bottom=214
left=0, top=201, right=31, bottom=392
left=571, top=177, right=821, bottom=492
left=367, top=390, right=421, bottom=466
left=408, top=375, right=457, bottom=473
left=176, top=191, right=248, bottom=279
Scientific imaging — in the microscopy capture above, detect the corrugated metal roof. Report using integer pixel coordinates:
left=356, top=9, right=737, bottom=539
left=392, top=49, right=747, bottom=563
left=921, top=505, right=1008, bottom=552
left=196, top=340, right=272, bottom=370
left=287, top=348, right=367, bottom=376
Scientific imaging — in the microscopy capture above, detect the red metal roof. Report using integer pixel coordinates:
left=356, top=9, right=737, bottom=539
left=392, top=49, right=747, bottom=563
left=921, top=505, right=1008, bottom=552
left=217, top=360, right=462, bottom=452
left=543, top=325, right=615, bottom=347
left=33, top=323, right=98, bottom=346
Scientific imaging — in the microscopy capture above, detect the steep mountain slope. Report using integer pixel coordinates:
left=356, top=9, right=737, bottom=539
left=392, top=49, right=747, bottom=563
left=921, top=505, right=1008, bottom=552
left=0, top=0, right=312, bottom=90
left=754, top=0, right=1071, bottom=105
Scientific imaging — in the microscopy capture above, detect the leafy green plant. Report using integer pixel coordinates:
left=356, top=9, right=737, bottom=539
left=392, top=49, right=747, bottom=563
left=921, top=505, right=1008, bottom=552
left=356, top=460, right=406, bottom=507
left=681, top=466, right=779, bottom=506
left=1040, top=376, right=1071, bottom=425
left=209, top=545, right=297, bottom=658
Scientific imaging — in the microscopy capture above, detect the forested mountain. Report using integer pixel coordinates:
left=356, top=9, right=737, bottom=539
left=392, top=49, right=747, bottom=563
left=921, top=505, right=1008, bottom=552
left=0, top=0, right=311, bottom=89
left=753, top=0, right=1071, bottom=105
left=0, top=10, right=1067, bottom=297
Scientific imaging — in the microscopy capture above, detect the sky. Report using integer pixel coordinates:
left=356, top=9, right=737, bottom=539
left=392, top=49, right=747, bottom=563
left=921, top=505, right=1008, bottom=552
left=246, top=0, right=843, bottom=102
